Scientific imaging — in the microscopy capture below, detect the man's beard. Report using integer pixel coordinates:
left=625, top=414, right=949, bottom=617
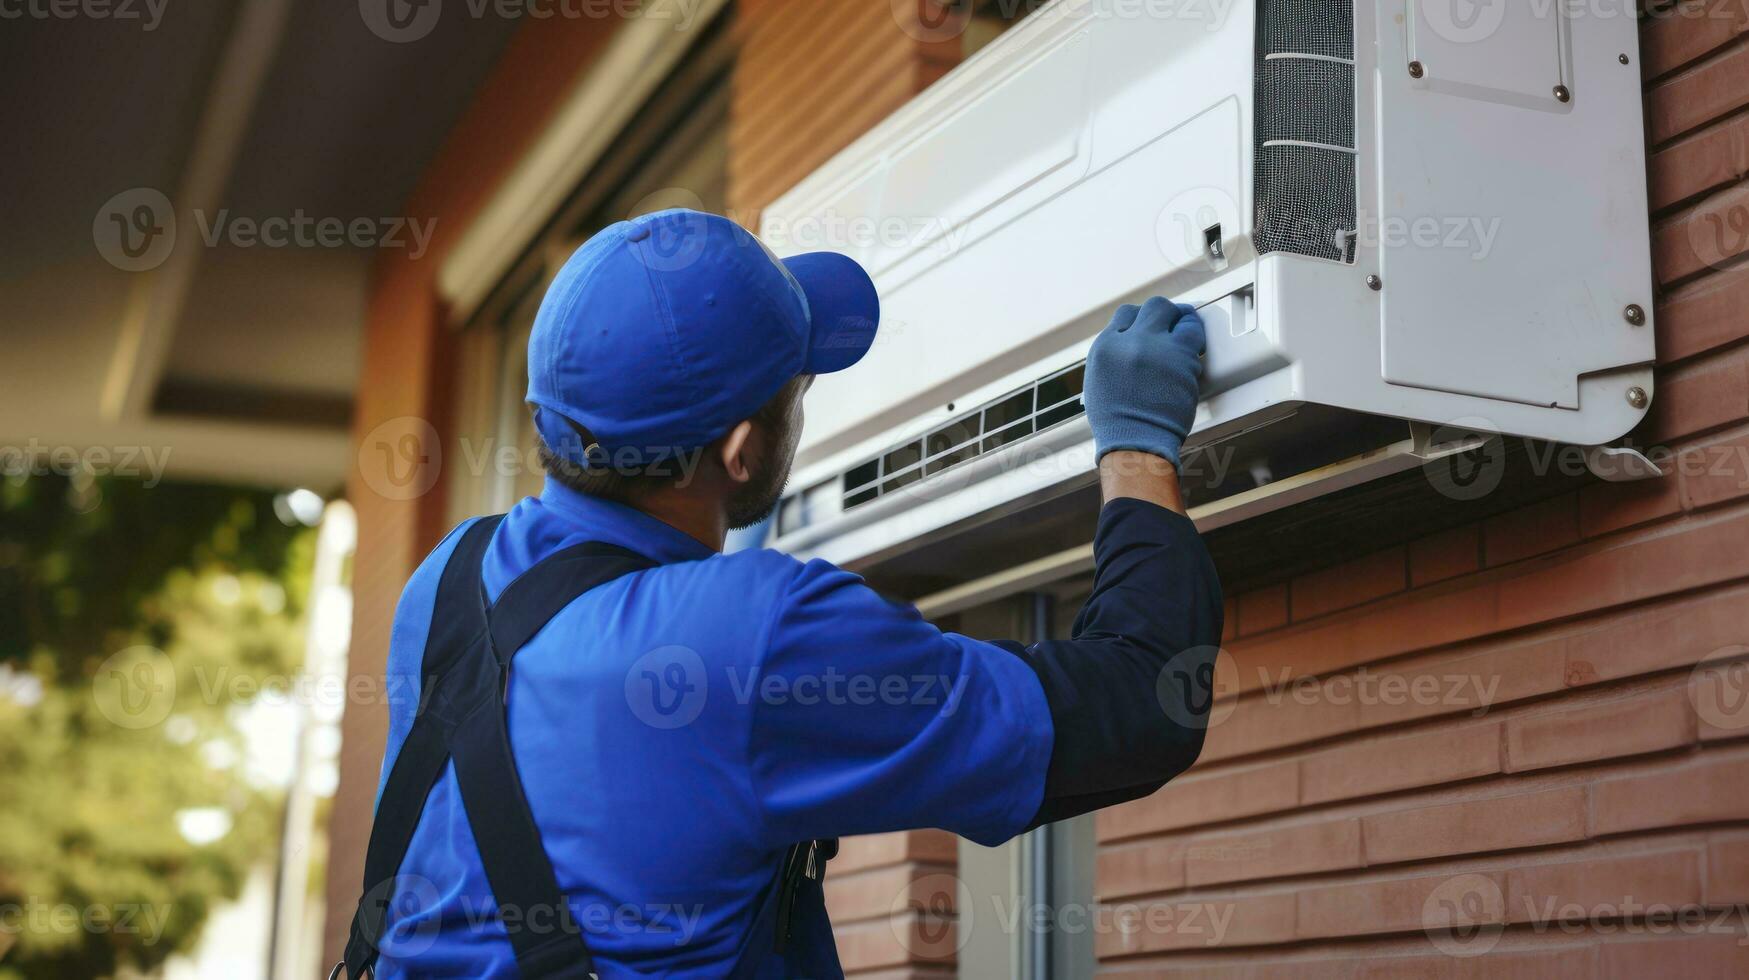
left=725, top=434, right=796, bottom=531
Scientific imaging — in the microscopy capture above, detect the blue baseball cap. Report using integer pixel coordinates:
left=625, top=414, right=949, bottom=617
left=526, top=209, right=879, bottom=468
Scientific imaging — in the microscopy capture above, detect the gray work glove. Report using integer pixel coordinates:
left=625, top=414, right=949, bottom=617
left=1082, top=296, right=1206, bottom=468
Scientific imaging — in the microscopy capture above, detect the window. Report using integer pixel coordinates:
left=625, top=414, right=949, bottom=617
left=444, top=13, right=736, bottom=522
left=942, top=584, right=1096, bottom=980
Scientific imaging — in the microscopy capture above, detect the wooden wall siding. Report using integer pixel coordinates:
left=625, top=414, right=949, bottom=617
left=1092, top=8, right=1749, bottom=975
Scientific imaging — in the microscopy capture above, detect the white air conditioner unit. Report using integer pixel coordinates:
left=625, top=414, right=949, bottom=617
left=761, top=0, right=1654, bottom=592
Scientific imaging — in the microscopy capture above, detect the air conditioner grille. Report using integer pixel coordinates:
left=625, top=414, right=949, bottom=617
left=1258, top=0, right=1354, bottom=61
left=1256, top=58, right=1356, bottom=148
left=1253, top=0, right=1357, bottom=263
left=840, top=363, right=1087, bottom=512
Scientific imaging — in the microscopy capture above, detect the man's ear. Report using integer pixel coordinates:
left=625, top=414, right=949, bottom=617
left=718, top=420, right=756, bottom=485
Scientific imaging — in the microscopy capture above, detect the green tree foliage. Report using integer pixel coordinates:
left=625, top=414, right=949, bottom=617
left=0, top=473, right=314, bottom=978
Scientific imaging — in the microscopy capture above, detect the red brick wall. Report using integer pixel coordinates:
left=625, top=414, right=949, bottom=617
left=1093, top=9, right=1749, bottom=974
left=728, top=0, right=952, bottom=219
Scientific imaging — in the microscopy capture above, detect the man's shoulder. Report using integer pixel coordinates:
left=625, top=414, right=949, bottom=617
left=650, top=546, right=810, bottom=600
left=399, top=517, right=494, bottom=598
left=669, top=548, right=869, bottom=598
left=637, top=549, right=878, bottom=648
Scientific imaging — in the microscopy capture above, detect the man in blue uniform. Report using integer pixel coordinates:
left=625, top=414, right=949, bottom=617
left=336, top=209, right=1221, bottom=978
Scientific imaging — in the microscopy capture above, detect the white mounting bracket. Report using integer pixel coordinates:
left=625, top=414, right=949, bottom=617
left=1584, top=445, right=1664, bottom=482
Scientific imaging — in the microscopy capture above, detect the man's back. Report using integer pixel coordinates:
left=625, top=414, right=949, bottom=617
left=372, top=483, right=1055, bottom=977
left=337, top=212, right=1219, bottom=980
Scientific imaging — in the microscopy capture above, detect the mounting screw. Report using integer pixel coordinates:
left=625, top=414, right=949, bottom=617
left=1553, top=84, right=1571, bottom=103
left=1624, top=304, right=1646, bottom=326
left=1627, top=386, right=1649, bottom=410
left=1366, top=274, right=1383, bottom=291
left=1408, top=61, right=1425, bottom=79
left=1619, top=53, right=1631, bottom=65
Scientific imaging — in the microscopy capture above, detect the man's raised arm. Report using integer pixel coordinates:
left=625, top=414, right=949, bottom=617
left=998, top=296, right=1224, bottom=826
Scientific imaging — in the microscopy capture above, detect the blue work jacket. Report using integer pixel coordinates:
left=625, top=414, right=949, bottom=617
left=372, top=480, right=1057, bottom=977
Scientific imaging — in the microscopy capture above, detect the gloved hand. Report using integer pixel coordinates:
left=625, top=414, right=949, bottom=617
left=1082, top=296, right=1206, bottom=468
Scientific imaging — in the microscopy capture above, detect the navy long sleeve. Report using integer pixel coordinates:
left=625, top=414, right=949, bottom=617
left=993, top=497, right=1225, bottom=826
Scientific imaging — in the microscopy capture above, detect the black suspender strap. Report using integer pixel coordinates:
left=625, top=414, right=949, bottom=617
left=337, top=519, right=658, bottom=979
left=341, top=518, right=502, bottom=980
left=451, top=541, right=658, bottom=978
left=488, top=544, right=656, bottom=656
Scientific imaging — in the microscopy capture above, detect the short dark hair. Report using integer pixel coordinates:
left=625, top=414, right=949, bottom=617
left=537, top=375, right=808, bottom=505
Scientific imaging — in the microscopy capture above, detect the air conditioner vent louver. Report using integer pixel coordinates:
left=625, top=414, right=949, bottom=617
left=841, top=363, right=1087, bottom=512
left=1253, top=0, right=1357, bottom=263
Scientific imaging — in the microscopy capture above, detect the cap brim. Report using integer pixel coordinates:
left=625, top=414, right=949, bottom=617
left=784, top=251, right=880, bottom=375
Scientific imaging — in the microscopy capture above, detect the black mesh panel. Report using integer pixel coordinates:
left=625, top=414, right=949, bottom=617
left=1254, top=0, right=1358, bottom=263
